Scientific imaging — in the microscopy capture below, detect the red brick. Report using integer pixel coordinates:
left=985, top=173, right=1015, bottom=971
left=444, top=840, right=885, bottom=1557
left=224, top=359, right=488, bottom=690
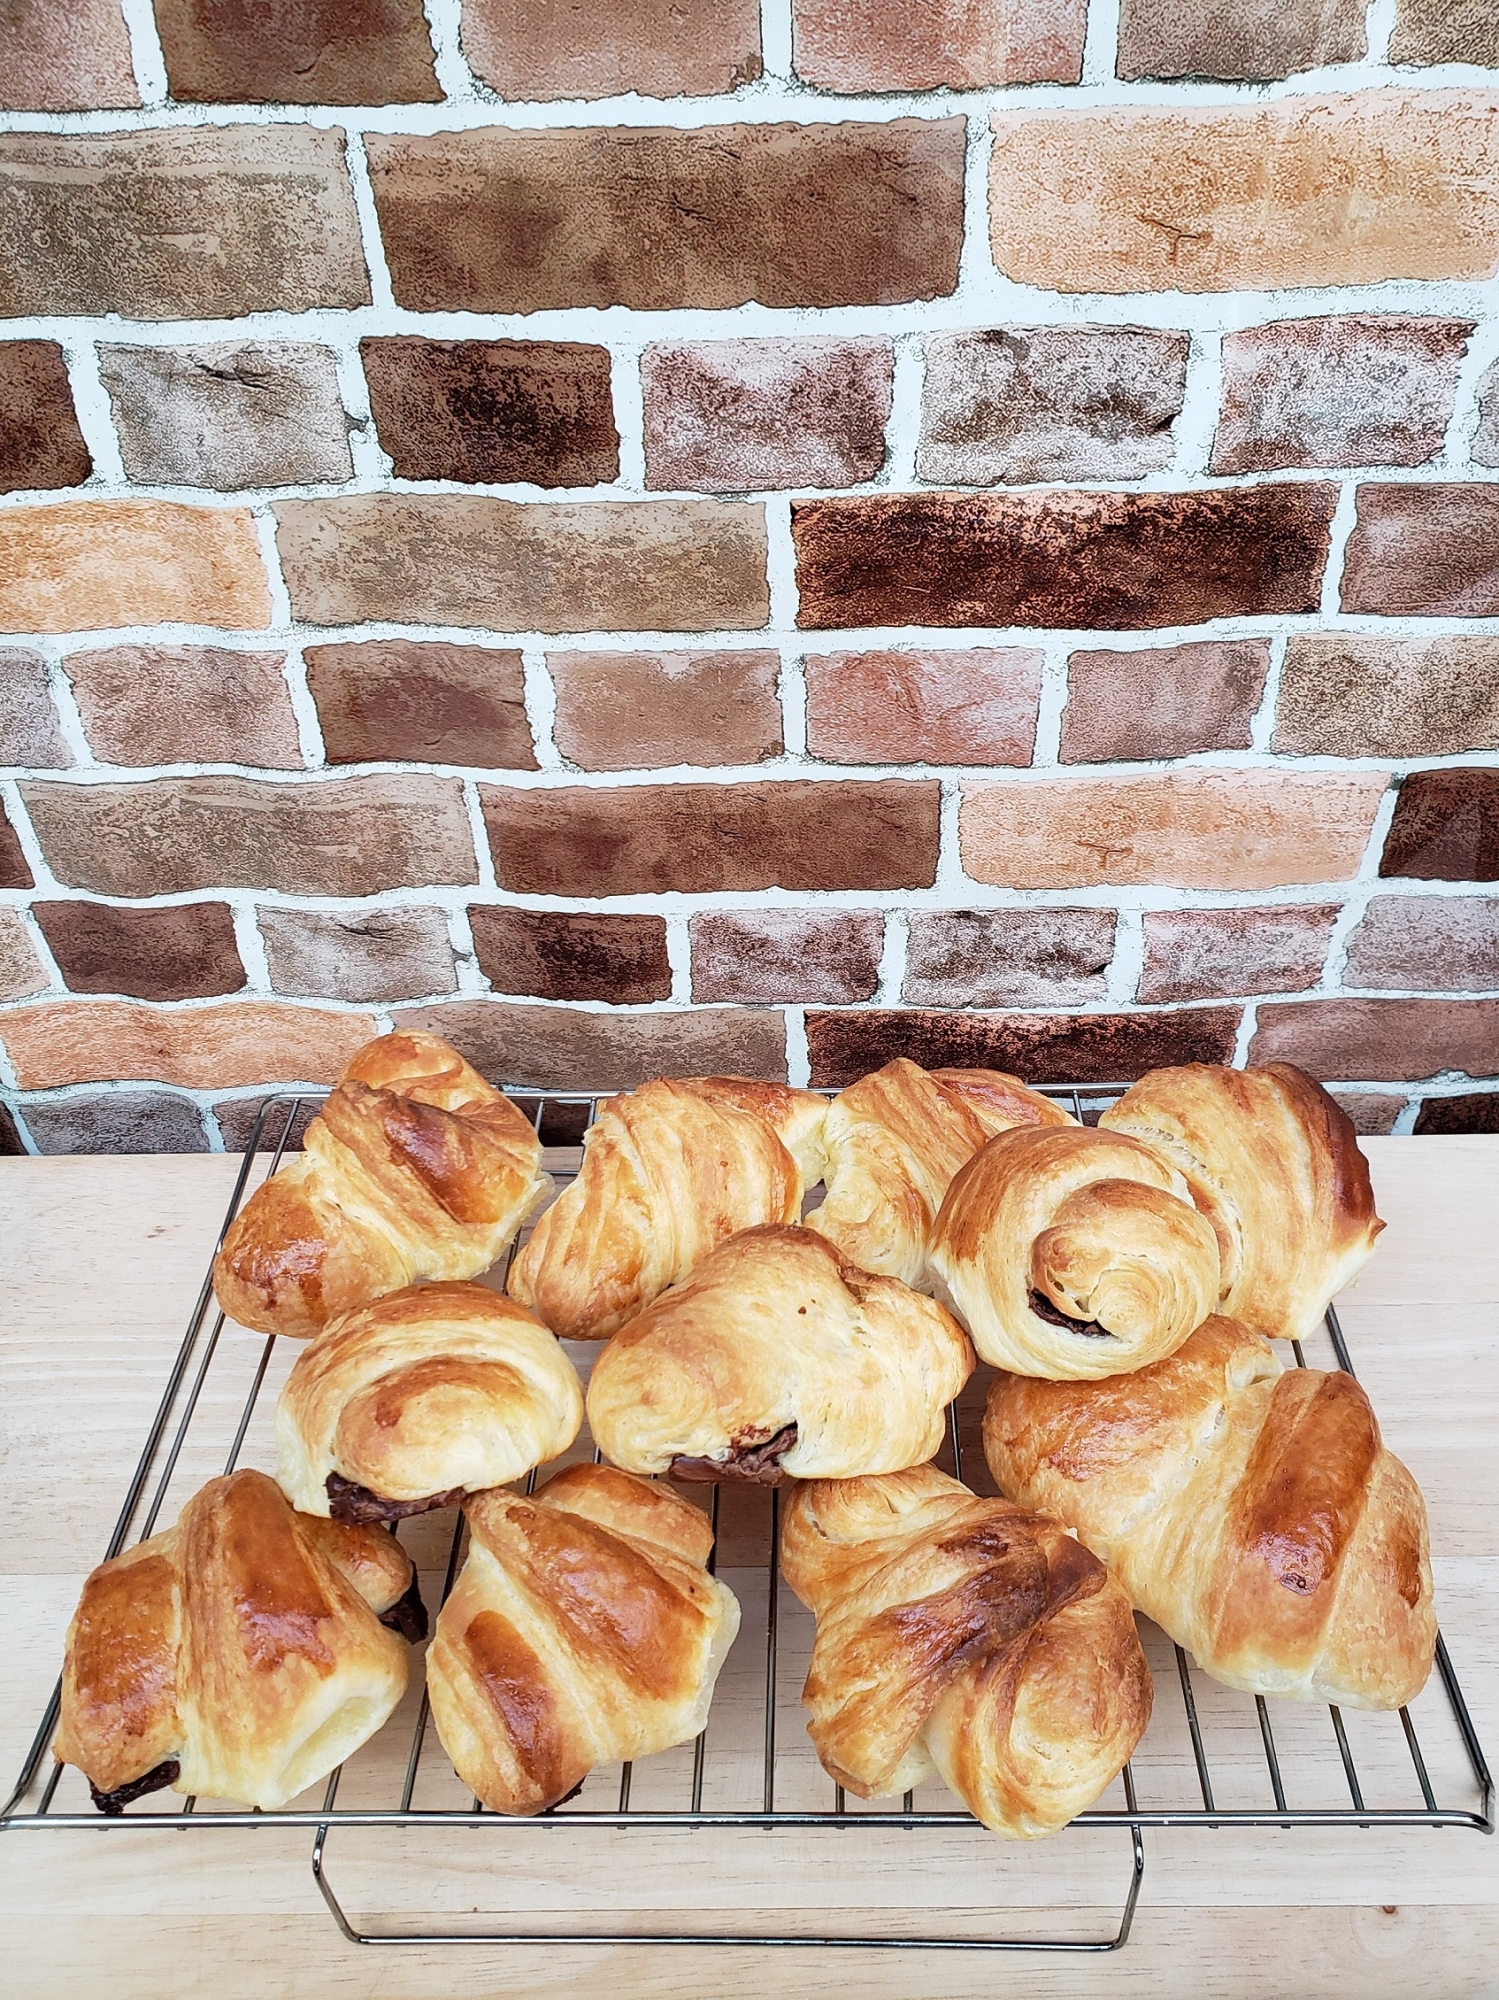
left=257, top=907, right=457, bottom=1004
left=393, top=1000, right=787, bottom=1092
left=461, top=0, right=762, bottom=98
left=0, top=128, right=369, bottom=319
left=0, top=908, right=47, bottom=1003
left=0, top=342, right=91, bottom=494
left=807, top=1006, right=1242, bottom=1088
left=0, top=649, right=70, bottom=768
left=549, top=650, right=782, bottom=771
left=1344, top=896, right=1499, bottom=993
left=304, top=641, right=536, bottom=769
left=1061, top=641, right=1268, bottom=764
left=689, top=910, right=883, bottom=1004
left=155, top=0, right=440, bottom=103
left=1117, top=0, right=1364, bottom=80
left=34, top=900, right=244, bottom=1002
left=1250, top=999, right=1499, bottom=1081
left=66, top=646, right=301, bottom=769
left=1413, top=1093, right=1499, bottom=1134
left=0, top=500, right=270, bottom=635
left=367, top=120, right=964, bottom=313
left=806, top=648, right=1041, bottom=767
left=0, top=803, right=33, bottom=889
left=1137, top=905, right=1338, bottom=1004
left=904, top=909, right=1115, bottom=1008
left=794, top=0, right=1085, bottom=87
left=1275, top=636, right=1499, bottom=759
left=275, top=496, right=768, bottom=633
left=1332, top=1093, right=1407, bottom=1135
left=2, top=0, right=137, bottom=109
left=470, top=908, right=670, bottom=1005
left=361, top=339, right=618, bottom=489
left=1381, top=770, right=1499, bottom=883
left=24, top=1091, right=209, bottom=1155
left=1390, top=0, right=1499, bottom=67
left=480, top=779, right=940, bottom=897
left=1340, top=484, right=1499, bottom=617
left=793, top=486, right=1335, bottom=632
left=0, top=999, right=377, bottom=1091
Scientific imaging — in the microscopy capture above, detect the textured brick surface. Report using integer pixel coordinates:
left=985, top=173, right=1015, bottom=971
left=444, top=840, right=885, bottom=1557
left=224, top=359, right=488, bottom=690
left=0, top=999, right=377, bottom=1090
left=549, top=650, right=782, bottom=770
left=394, top=1000, right=787, bottom=1091
left=0, top=128, right=369, bottom=319
left=481, top=779, right=941, bottom=897
left=796, top=486, right=1335, bottom=632
left=1413, top=1093, right=1499, bottom=1134
left=213, top=1094, right=319, bottom=1153
left=258, top=906, right=457, bottom=1003
left=643, top=339, right=892, bottom=493
left=462, top=0, right=762, bottom=98
left=2, top=0, right=139, bottom=110
left=1381, top=771, right=1499, bottom=883
left=917, top=327, right=1189, bottom=486
left=304, top=642, right=535, bottom=770
left=362, top=339, right=618, bottom=488
left=1117, top=0, right=1364, bottom=80
left=470, top=908, right=671, bottom=1005
left=0, top=804, right=33, bottom=890
left=367, top=120, right=965, bottom=313
left=33, top=900, right=244, bottom=1002
left=154, top=0, right=440, bottom=103
left=276, top=496, right=768, bottom=633
left=0, top=650, right=70, bottom=768
left=22, top=775, right=477, bottom=899
left=794, top=0, right=1086, bottom=88
left=99, top=343, right=353, bottom=491
left=1332, top=1093, right=1407, bottom=1135
left=1476, top=360, right=1499, bottom=470
left=989, top=93, right=1499, bottom=294
left=1212, top=317, right=1471, bottom=474
left=0, top=342, right=92, bottom=493
left=1250, top=999, right=1499, bottom=1081
left=24, top=1092, right=209, bottom=1155
left=0, top=501, right=269, bottom=635
left=0, top=908, right=47, bottom=1003
left=961, top=771, right=1386, bottom=891
left=1340, top=484, right=1499, bottom=617
left=904, top=908, right=1115, bottom=1009
left=1390, top=0, right=1499, bottom=66
left=1275, top=636, right=1499, bottom=759
left=67, top=646, right=302, bottom=769
left=807, top=1005, right=1242, bottom=1088
left=1061, top=641, right=1268, bottom=764
left=689, top=909, right=883, bottom=1004
left=1344, top=897, right=1499, bottom=993
left=805, top=647, right=1042, bottom=767
left=1137, top=905, right=1338, bottom=1004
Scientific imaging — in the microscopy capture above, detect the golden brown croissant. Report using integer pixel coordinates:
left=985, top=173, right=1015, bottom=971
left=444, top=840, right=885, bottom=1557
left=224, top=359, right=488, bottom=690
left=804, top=1057, right=1076, bottom=1288
left=780, top=1466, right=1152, bottom=1838
left=586, top=1224, right=974, bottom=1483
left=274, top=1280, right=583, bottom=1523
left=508, top=1076, right=830, bottom=1341
left=214, top=1030, right=550, bottom=1339
left=53, top=1469, right=412, bottom=1813
left=426, top=1463, right=740, bottom=1814
left=984, top=1317, right=1435, bottom=1709
left=1098, top=1062, right=1384, bottom=1344
left=927, top=1124, right=1220, bottom=1379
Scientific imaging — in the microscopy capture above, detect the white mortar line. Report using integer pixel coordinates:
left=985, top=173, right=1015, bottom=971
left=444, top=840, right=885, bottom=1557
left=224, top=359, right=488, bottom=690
left=783, top=1006, right=810, bottom=1086
left=341, top=128, right=396, bottom=314
left=1231, top=1000, right=1259, bottom=1067
left=1443, top=316, right=1499, bottom=471
left=43, top=654, right=97, bottom=768
left=280, top=645, right=327, bottom=769
left=1082, top=0, right=1124, bottom=84
left=1248, top=634, right=1288, bottom=752
left=420, top=0, right=481, bottom=100
left=875, top=909, right=908, bottom=1005
left=60, top=339, right=127, bottom=486
left=521, top=650, right=563, bottom=769
left=461, top=778, right=497, bottom=891
left=778, top=650, right=809, bottom=760
left=611, top=344, right=647, bottom=493
left=1105, top=907, right=1145, bottom=1003
left=1319, top=779, right=1404, bottom=989
left=1171, top=327, right=1224, bottom=479
left=250, top=509, right=294, bottom=628
left=760, top=0, right=795, bottom=83
left=230, top=899, right=273, bottom=992
left=1319, top=483, right=1361, bottom=617
left=14, top=903, right=64, bottom=990
left=1031, top=643, right=1070, bottom=767
left=763, top=496, right=799, bottom=631
left=117, top=0, right=169, bottom=106
left=330, top=338, right=388, bottom=486
left=1365, top=0, right=1399, bottom=66
left=664, top=914, right=694, bottom=1002
left=884, top=331, right=926, bottom=487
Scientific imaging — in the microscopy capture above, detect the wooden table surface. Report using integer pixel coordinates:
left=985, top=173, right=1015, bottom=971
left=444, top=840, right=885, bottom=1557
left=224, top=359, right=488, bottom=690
left=2, top=1141, right=1496, bottom=1999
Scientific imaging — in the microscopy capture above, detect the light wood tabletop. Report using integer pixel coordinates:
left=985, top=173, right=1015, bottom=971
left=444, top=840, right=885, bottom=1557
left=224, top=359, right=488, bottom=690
left=2, top=1140, right=1496, bottom=1999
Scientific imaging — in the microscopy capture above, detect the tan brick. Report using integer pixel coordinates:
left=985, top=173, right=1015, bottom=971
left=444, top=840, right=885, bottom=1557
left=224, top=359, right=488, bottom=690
left=904, top=909, right=1115, bottom=1009
left=1118, top=0, right=1364, bottom=80
left=67, top=646, right=301, bottom=769
left=393, top=999, right=787, bottom=1092
left=257, top=906, right=457, bottom=1004
left=1061, top=641, right=1268, bottom=764
left=549, top=650, right=782, bottom=771
left=1331, top=1092, right=1407, bottom=1135
left=470, top=908, right=670, bottom=1005
left=1, top=0, right=139, bottom=110
left=0, top=999, right=376, bottom=1091
left=0, top=341, right=92, bottom=493
left=275, top=496, right=768, bottom=633
left=0, top=907, right=47, bottom=1002
left=961, top=771, right=1387, bottom=891
left=689, top=910, right=883, bottom=1004
left=1275, top=636, right=1499, bottom=759
left=1137, top=905, right=1338, bottom=1004
left=34, top=900, right=244, bottom=1001
left=0, top=649, right=71, bottom=767
left=807, top=1006, right=1242, bottom=1088
left=1340, top=485, right=1499, bottom=617
left=794, top=0, right=1085, bottom=88
left=0, top=501, right=270, bottom=635
left=461, top=0, right=762, bottom=98
left=806, top=648, right=1042, bottom=766
left=1390, top=0, right=1499, bottom=66
left=989, top=92, right=1499, bottom=294
left=1343, top=896, right=1499, bottom=993
left=1250, top=999, right=1499, bottom=1081
left=154, top=0, right=440, bottom=104
left=303, top=641, right=535, bottom=770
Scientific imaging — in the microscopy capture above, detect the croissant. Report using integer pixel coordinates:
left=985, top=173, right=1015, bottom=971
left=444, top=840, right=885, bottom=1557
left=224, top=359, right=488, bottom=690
left=1098, top=1062, right=1384, bottom=1344
left=53, top=1469, right=413, bottom=1814
left=426, top=1463, right=740, bottom=1814
left=804, top=1057, right=1075, bottom=1288
left=779, top=1466, right=1152, bottom=1838
left=983, top=1317, right=1436, bottom=1709
left=508, top=1076, right=830, bottom=1341
left=274, top=1280, right=583, bottom=1524
left=927, top=1124, right=1220, bottom=1379
left=586, top=1224, right=974, bottom=1484
left=214, top=1030, right=550, bottom=1339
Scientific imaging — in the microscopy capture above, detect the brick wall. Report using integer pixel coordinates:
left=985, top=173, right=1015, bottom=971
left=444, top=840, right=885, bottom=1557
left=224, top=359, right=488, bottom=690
left=3, top=0, right=1499, bottom=1153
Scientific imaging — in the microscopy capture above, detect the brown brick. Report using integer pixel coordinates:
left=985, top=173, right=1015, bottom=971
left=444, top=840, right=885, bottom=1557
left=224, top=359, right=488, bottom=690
left=462, top=0, right=761, bottom=98
left=0, top=650, right=70, bottom=768
left=1413, top=1093, right=1499, bottom=1134
left=1275, top=635, right=1499, bottom=760
left=1340, top=485, right=1499, bottom=617
left=1476, top=359, right=1499, bottom=470
left=67, top=646, right=302, bottom=769
left=0, top=1103, right=22, bottom=1155
left=394, top=999, right=787, bottom=1092
left=99, top=343, right=353, bottom=491
left=0, top=803, right=32, bottom=889
left=24, top=1091, right=209, bottom=1155
left=918, top=327, right=1189, bottom=486
left=806, top=648, right=1041, bottom=768
left=1390, top=0, right=1499, bottom=67
left=549, top=650, right=781, bottom=771
left=213, top=1094, right=320, bottom=1153
left=258, top=906, right=457, bottom=1004
left=1382, top=770, right=1499, bottom=884
left=961, top=771, right=1386, bottom=892
left=304, top=641, right=535, bottom=771
left=1344, top=896, right=1499, bottom=993
left=367, top=120, right=964, bottom=314
left=470, top=908, right=670, bottom=1005
left=2, top=0, right=139, bottom=110
left=904, top=909, right=1115, bottom=1009
left=794, top=486, right=1335, bottom=632
left=1061, top=641, right=1268, bottom=765
left=643, top=339, right=892, bottom=493
left=0, top=908, right=47, bottom=1002
left=482, top=778, right=939, bottom=899
left=155, top=0, right=440, bottom=103
left=275, top=495, right=768, bottom=633
left=0, top=501, right=269, bottom=635
left=807, top=1005, right=1241, bottom=1088
left=1332, top=1092, right=1407, bottom=1135
left=361, top=339, right=618, bottom=489
left=1118, top=0, right=1363, bottom=80
left=0, top=128, right=369, bottom=319
left=0, top=998, right=376, bottom=1091
left=21, top=774, right=477, bottom=899
left=794, top=0, right=1085, bottom=87
left=33, top=900, right=244, bottom=1002
left=689, top=910, right=883, bottom=1005
left=1137, top=905, right=1338, bottom=1004
left=989, top=93, right=1499, bottom=294
left=0, top=342, right=91, bottom=493
left=1250, top=999, right=1499, bottom=1081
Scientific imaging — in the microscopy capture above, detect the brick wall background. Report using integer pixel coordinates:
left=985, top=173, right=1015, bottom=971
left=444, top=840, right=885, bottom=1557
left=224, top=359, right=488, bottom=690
left=3, top=0, right=1499, bottom=1154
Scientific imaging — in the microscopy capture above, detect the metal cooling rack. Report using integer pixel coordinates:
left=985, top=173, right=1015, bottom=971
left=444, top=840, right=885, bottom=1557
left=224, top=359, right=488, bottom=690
left=2, top=1085, right=1492, bottom=1958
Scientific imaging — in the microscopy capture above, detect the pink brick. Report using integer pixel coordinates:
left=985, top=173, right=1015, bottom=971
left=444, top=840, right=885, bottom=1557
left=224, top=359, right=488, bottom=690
left=794, top=0, right=1086, bottom=89
left=1061, top=641, right=1268, bottom=764
left=1250, top=999, right=1499, bottom=1081
left=549, top=650, right=782, bottom=771
left=1137, top=905, right=1338, bottom=1004
left=689, top=909, right=883, bottom=1004
left=805, top=648, right=1042, bottom=766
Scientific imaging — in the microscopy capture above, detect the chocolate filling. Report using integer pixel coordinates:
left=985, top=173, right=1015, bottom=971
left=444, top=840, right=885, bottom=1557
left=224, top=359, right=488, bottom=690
left=671, top=1423, right=798, bottom=1486
left=1028, top=1288, right=1115, bottom=1339
left=326, top=1473, right=465, bottom=1526
left=89, top=1758, right=180, bottom=1816
left=378, top=1570, right=430, bottom=1644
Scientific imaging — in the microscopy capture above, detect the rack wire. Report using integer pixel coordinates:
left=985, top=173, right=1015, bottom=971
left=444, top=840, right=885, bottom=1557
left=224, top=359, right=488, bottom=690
left=3, top=1085, right=1492, bottom=1957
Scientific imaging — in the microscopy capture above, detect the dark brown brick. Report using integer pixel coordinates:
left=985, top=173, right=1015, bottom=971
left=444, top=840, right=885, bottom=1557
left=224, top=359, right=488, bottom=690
left=548, top=650, right=782, bottom=771
left=1344, top=895, right=1499, bottom=992
left=1413, top=1093, right=1499, bottom=1134
left=24, top=1090, right=209, bottom=1155
left=807, top=1005, right=1242, bottom=1088
left=2, top=0, right=139, bottom=110
left=393, top=1000, right=787, bottom=1092
left=1061, top=640, right=1268, bottom=764
left=1250, top=999, right=1499, bottom=1080
left=1341, top=484, right=1499, bottom=617
left=480, top=779, right=940, bottom=898
left=304, top=641, right=536, bottom=769
left=794, top=486, right=1336, bottom=632
left=1381, top=770, right=1499, bottom=883
left=0, top=650, right=70, bottom=768
left=904, top=909, right=1115, bottom=1009
left=1275, top=635, right=1499, bottom=759
left=33, top=900, right=245, bottom=1002
left=805, top=647, right=1041, bottom=766
left=0, top=803, right=33, bottom=889
left=689, top=910, right=883, bottom=1004
left=257, top=907, right=457, bottom=1003
left=67, top=645, right=302, bottom=769
left=0, top=342, right=91, bottom=493
left=362, top=339, right=618, bottom=489
left=470, top=907, right=671, bottom=1005
left=1390, top=0, right=1499, bottom=67
left=155, top=0, right=441, bottom=104
left=366, top=120, right=965, bottom=313
left=0, top=1103, right=23, bottom=1154
left=1118, top=0, right=1364, bottom=80
left=1137, top=905, right=1338, bottom=1004
left=461, top=0, right=762, bottom=99
left=1331, top=1092, right=1406, bottom=1135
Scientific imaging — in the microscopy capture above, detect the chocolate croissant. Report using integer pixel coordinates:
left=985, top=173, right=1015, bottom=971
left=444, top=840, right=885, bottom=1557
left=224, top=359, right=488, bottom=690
left=928, top=1124, right=1220, bottom=1378
left=984, top=1317, right=1436, bottom=1709
left=586, top=1224, right=973, bottom=1484
left=53, top=1470, right=412, bottom=1814
left=780, top=1466, right=1152, bottom=1838
left=426, top=1464, right=740, bottom=1814
left=508, top=1076, right=829, bottom=1341
left=275, top=1280, right=583, bottom=1525
left=214, top=1030, right=550, bottom=1339
left=805, top=1056, right=1075, bottom=1288
left=1099, top=1062, right=1384, bottom=1344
